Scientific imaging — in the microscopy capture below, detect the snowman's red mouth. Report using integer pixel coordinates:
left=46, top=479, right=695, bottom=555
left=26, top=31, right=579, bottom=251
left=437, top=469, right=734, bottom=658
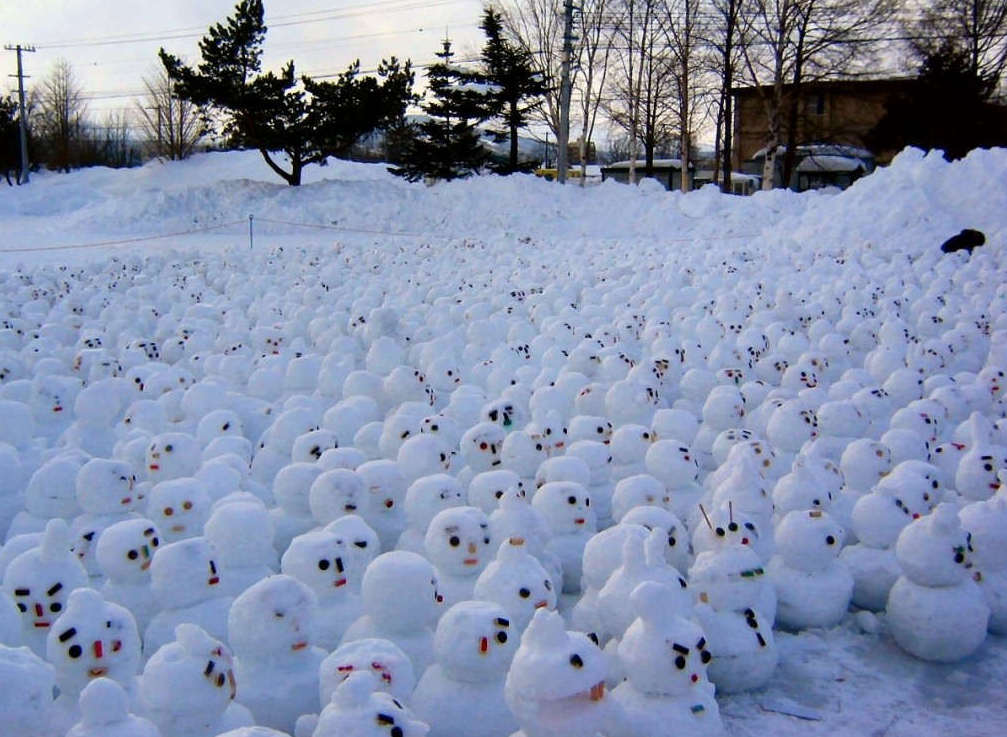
left=334, top=578, right=347, bottom=587
left=149, top=464, right=160, bottom=471
left=88, top=667, right=108, bottom=677
left=574, top=518, right=585, bottom=525
left=535, top=600, right=548, bottom=609
left=291, top=641, right=307, bottom=651
left=53, top=406, right=63, bottom=413
left=34, top=621, right=50, bottom=628
left=208, top=576, right=219, bottom=585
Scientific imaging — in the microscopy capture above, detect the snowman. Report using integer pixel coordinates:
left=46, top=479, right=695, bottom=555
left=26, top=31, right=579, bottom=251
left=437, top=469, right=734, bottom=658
left=3, top=518, right=89, bottom=655
left=325, top=514, right=381, bottom=589
left=959, top=490, right=1007, bottom=633
left=571, top=523, right=648, bottom=637
left=468, top=469, right=524, bottom=516
left=310, top=671, right=429, bottom=737
left=609, top=424, right=655, bottom=481
left=767, top=509, right=852, bottom=630
left=456, top=422, right=507, bottom=489
left=7, top=454, right=84, bottom=540
left=644, top=440, right=704, bottom=524
left=565, top=440, right=616, bottom=529
left=270, top=463, right=324, bottom=555
left=341, top=551, right=443, bottom=676
left=396, top=474, right=466, bottom=554
left=424, top=506, right=494, bottom=607
left=96, top=518, right=162, bottom=633
left=145, top=433, right=201, bottom=484
left=954, top=413, right=1007, bottom=501
left=411, top=600, right=518, bottom=737
left=46, top=588, right=142, bottom=729
left=65, top=676, right=161, bottom=737
left=357, top=460, right=410, bottom=551
left=504, top=607, right=617, bottom=737
left=611, top=581, right=722, bottom=737
left=147, top=477, right=212, bottom=544
left=281, top=528, right=363, bottom=650
left=487, top=488, right=558, bottom=580
left=688, top=546, right=777, bottom=693
left=610, top=474, right=673, bottom=523
left=139, top=623, right=254, bottom=737
left=310, top=468, right=369, bottom=526
left=229, top=575, right=326, bottom=733
left=531, top=481, right=595, bottom=594
left=144, top=537, right=233, bottom=654
left=318, top=637, right=417, bottom=706
left=0, top=643, right=59, bottom=736
left=204, top=497, right=278, bottom=597
left=474, top=537, right=557, bottom=632
left=886, top=504, right=989, bottom=662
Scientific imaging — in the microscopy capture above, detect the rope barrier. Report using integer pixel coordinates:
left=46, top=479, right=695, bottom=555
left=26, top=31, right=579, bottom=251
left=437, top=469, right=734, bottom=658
left=1, top=219, right=248, bottom=254
left=252, top=216, right=426, bottom=237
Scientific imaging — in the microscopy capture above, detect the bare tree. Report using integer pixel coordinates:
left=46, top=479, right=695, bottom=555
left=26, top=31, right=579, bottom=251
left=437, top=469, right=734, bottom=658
left=135, top=66, right=204, bottom=160
left=499, top=0, right=565, bottom=139
left=574, top=0, right=615, bottom=182
left=740, top=0, right=896, bottom=189
left=661, top=0, right=702, bottom=190
left=705, top=0, right=746, bottom=192
left=34, top=58, right=87, bottom=172
left=911, top=0, right=1007, bottom=89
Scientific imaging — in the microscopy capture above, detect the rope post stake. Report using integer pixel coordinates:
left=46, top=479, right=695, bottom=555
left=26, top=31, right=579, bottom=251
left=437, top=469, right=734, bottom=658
left=248, top=214, right=254, bottom=250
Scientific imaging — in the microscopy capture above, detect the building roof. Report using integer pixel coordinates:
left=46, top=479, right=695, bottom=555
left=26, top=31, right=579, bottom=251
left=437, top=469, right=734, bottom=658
left=796, top=155, right=867, bottom=173
left=731, top=76, right=916, bottom=97
left=603, top=158, right=687, bottom=170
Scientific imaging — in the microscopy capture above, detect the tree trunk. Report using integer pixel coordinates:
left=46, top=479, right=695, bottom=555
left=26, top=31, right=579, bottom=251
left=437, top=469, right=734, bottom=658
left=720, top=0, right=735, bottom=194
left=510, top=101, right=519, bottom=170
left=780, top=17, right=808, bottom=189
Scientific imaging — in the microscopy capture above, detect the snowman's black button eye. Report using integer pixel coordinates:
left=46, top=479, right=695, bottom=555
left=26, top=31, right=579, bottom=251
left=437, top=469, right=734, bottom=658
left=495, top=490, right=503, bottom=498
left=569, top=654, right=583, bottom=668
left=675, top=655, right=686, bottom=669
left=318, top=559, right=330, bottom=570
left=728, top=522, right=738, bottom=532
left=955, top=552, right=965, bottom=563
left=50, top=602, right=62, bottom=613
left=668, top=535, right=676, bottom=547
left=826, top=535, right=836, bottom=545
left=127, top=550, right=138, bottom=560
left=701, top=649, right=712, bottom=663
left=568, top=496, right=576, bottom=504
left=68, top=644, right=82, bottom=658
left=544, top=579, right=553, bottom=590
left=449, top=536, right=460, bottom=547
left=496, top=631, right=508, bottom=644
left=715, top=527, right=725, bottom=537
left=519, top=587, right=530, bottom=598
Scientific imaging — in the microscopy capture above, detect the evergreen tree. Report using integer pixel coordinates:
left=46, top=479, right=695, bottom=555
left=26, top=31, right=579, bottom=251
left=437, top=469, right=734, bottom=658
left=159, top=0, right=415, bottom=185
left=478, top=8, right=549, bottom=174
left=1, top=95, right=22, bottom=185
left=391, top=39, right=494, bottom=182
left=868, top=41, right=1006, bottom=161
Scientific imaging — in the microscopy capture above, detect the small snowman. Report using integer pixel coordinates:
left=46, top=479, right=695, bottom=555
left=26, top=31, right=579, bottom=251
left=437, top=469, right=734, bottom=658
left=474, top=537, right=557, bottom=632
left=311, top=671, right=429, bottom=737
left=357, top=460, right=410, bottom=551
left=147, top=477, right=212, bottom=544
left=423, top=506, right=493, bottom=606
left=7, top=454, right=84, bottom=539
left=70, top=458, right=141, bottom=579
left=688, top=546, right=777, bottom=693
left=145, top=432, right=201, bottom=484
left=886, top=503, right=990, bottom=662
left=487, top=490, right=559, bottom=585
left=3, top=518, right=89, bottom=655
left=318, top=637, right=416, bottom=706
left=0, top=643, right=59, bottom=737
left=270, top=463, right=323, bottom=555
left=565, top=440, right=616, bottom=529
left=204, top=497, right=278, bottom=597
left=140, top=623, right=254, bottom=737
left=396, top=474, right=466, bottom=554
left=531, top=481, right=596, bottom=594
left=645, top=440, right=704, bottom=524
left=144, top=537, right=233, bottom=654
left=96, top=518, right=162, bottom=633
left=612, top=581, right=722, bottom=737
left=572, top=524, right=647, bottom=637
left=411, top=600, right=518, bottom=737
left=229, top=574, right=326, bottom=733
left=954, top=413, right=1007, bottom=501
left=767, top=509, right=853, bottom=630
left=341, top=551, right=443, bottom=676
left=610, top=474, right=673, bottom=523
left=281, top=528, right=362, bottom=650
left=504, top=607, right=617, bottom=737
left=959, top=489, right=1007, bottom=633
left=609, top=424, right=654, bottom=481
left=309, top=468, right=369, bottom=527
left=468, top=468, right=524, bottom=516
left=65, top=677, right=161, bottom=737
left=46, top=587, right=142, bottom=728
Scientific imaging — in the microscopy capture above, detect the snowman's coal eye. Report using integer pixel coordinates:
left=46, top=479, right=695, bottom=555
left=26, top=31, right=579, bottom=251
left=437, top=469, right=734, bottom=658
left=496, top=631, right=508, bottom=644
left=728, top=522, right=738, bottom=532
left=449, top=536, right=460, bottom=547
left=318, top=559, right=330, bottom=570
left=715, top=527, right=725, bottom=537
left=183, top=501, right=193, bottom=510
left=826, top=535, right=836, bottom=545
left=127, top=550, right=139, bottom=560
left=569, top=654, right=583, bottom=668
left=480, top=442, right=488, bottom=450
left=163, top=507, right=174, bottom=516
left=544, top=579, right=552, bottom=590
left=165, top=445, right=173, bottom=452
left=675, top=654, right=686, bottom=669
left=567, top=496, right=576, bottom=504
left=518, top=587, right=531, bottom=598
left=68, top=644, right=82, bottom=658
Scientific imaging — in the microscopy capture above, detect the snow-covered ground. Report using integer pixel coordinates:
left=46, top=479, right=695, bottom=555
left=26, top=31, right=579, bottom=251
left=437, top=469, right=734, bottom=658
left=1, top=147, right=1006, bottom=737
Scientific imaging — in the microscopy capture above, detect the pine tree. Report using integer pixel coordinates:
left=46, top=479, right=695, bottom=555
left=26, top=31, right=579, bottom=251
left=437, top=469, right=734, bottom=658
left=160, top=0, right=415, bottom=185
left=479, top=8, right=550, bottom=174
left=391, top=39, right=494, bottom=182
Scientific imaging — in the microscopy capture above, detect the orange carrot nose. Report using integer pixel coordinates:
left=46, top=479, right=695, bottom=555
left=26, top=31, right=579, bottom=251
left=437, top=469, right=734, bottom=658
left=93, top=641, right=103, bottom=658
left=479, top=637, right=489, bottom=654
left=468, top=542, right=477, bottom=554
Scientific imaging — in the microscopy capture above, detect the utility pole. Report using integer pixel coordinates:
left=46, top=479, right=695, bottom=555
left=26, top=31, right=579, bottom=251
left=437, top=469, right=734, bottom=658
left=557, top=0, right=576, bottom=184
left=5, top=43, right=35, bottom=185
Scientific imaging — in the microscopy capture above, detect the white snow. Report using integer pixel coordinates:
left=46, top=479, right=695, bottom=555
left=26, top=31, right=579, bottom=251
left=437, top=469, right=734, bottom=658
left=0, top=145, right=1006, bottom=737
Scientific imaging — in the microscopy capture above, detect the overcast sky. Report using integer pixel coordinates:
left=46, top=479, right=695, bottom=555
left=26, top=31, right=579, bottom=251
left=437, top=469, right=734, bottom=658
left=1, top=0, right=486, bottom=117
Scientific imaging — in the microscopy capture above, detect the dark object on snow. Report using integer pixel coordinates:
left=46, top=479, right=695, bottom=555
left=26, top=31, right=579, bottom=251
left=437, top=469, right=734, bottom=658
left=941, top=229, right=986, bottom=254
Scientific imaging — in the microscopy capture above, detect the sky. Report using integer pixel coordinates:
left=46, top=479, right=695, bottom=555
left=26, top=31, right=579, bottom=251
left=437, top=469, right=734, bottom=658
left=1, top=0, right=487, bottom=119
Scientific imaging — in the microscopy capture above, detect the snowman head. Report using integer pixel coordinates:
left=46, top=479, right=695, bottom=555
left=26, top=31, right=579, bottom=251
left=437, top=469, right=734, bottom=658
left=611, top=474, right=671, bottom=522
left=396, top=434, right=452, bottom=484
left=688, top=546, right=767, bottom=612
left=532, top=481, right=595, bottom=536
left=895, top=504, right=976, bottom=586
left=424, top=506, right=493, bottom=578
left=75, top=458, right=137, bottom=516
left=145, top=432, right=200, bottom=482
left=840, top=439, right=892, bottom=492
left=320, top=638, right=416, bottom=704
left=227, top=574, right=318, bottom=659
left=292, top=428, right=340, bottom=464
left=95, top=518, right=161, bottom=583
left=645, top=440, right=699, bottom=488
left=204, top=499, right=275, bottom=566
left=149, top=537, right=222, bottom=609
left=5, top=518, right=89, bottom=636
left=273, top=462, right=323, bottom=517
left=361, top=552, right=441, bottom=632
left=315, top=670, right=429, bottom=737
left=141, top=623, right=236, bottom=716
left=0, top=643, right=56, bottom=732
left=358, top=460, right=409, bottom=519
left=309, top=468, right=369, bottom=525
left=195, top=409, right=244, bottom=446
left=404, top=474, right=465, bottom=531
left=774, top=509, right=844, bottom=573
left=434, top=600, right=517, bottom=682
left=281, top=529, right=353, bottom=600
left=148, top=477, right=211, bottom=543
left=468, top=469, right=524, bottom=515
left=324, top=514, right=380, bottom=583
left=534, top=456, right=591, bottom=490
left=460, top=422, right=506, bottom=472
left=25, top=455, right=82, bottom=519
left=474, top=537, right=556, bottom=631
left=609, top=424, right=655, bottom=465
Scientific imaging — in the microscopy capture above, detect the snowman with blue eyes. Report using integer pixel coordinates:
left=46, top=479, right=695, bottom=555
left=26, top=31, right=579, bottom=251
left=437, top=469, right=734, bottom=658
left=612, top=581, right=723, bottom=737
left=411, top=600, right=519, bottom=737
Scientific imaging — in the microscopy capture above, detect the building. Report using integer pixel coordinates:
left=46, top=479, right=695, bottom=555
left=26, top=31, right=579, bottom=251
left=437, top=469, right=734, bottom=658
left=731, top=78, right=915, bottom=188
left=600, top=159, right=692, bottom=190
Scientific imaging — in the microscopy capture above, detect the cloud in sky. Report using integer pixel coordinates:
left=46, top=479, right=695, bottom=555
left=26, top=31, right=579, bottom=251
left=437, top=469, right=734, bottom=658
left=1, top=0, right=485, bottom=115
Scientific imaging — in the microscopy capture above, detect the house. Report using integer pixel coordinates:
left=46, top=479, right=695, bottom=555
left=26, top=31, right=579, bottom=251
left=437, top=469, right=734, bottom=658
left=731, top=77, right=915, bottom=188
left=600, top=159, right=693, bottom=191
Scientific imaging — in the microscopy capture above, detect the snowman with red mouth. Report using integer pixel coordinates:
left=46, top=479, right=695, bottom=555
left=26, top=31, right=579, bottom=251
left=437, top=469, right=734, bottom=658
left=71, top=459, right=141, bottom=580
left=424, top=506, right=494, bottom=607
left=612, top=581, right=723, bottom=737
left=532, top=481, right=596, bottom=594
left=504, top=607, right=618, bottom=737
left=46, top=587, right=141, bottom=732
left=228, top=574, right=326, bottom=733
left=3, top=518, right=89, bottom=656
